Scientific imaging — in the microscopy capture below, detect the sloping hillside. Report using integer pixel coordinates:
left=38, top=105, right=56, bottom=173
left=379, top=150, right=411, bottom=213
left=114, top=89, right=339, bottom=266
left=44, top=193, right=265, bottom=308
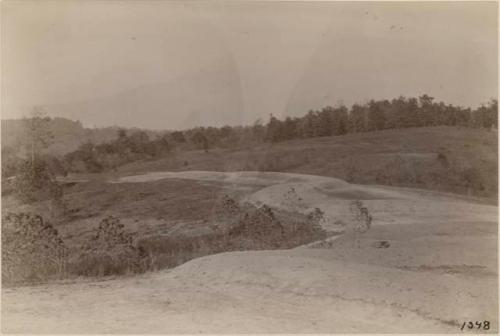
left=2, top=127, right=497, bottom=333
left=1, top=118, right=165, bottom=156
left=116, top=126, right=498, bottom=199
left=2, top=171, right=497, bottom=333
left=1, top=118, right=115, bottom=156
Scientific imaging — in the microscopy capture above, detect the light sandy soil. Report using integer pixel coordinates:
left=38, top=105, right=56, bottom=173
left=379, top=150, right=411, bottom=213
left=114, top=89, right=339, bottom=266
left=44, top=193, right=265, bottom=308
left=2, top=171, right=498, bottom=333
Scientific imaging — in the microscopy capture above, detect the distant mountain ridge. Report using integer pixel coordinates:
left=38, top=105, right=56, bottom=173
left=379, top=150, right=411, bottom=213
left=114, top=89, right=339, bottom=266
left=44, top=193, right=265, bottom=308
left=1, top=117, right=164, bottom=156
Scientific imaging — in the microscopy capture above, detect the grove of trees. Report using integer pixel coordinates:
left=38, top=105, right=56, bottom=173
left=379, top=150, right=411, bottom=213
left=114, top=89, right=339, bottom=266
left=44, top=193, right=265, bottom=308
left=264, top=95, right=497, bottom=142
left=1, top=95, right=497, bottom=179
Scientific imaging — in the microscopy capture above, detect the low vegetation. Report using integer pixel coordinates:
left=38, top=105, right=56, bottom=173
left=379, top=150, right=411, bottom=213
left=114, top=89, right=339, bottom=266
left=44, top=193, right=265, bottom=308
left=2, top=193, right=327, bottom=285
left=1, top=95, right=497, bottom=286
left=2, top=213, right=69, bottom=284
left=72, top=215, right=144, bottom=277
left=113, top=127, right=497, bottom=200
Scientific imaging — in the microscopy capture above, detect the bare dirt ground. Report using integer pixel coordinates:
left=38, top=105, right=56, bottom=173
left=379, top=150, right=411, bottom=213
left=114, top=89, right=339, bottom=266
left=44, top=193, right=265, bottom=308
left=2, top=171, right=498, bottom=333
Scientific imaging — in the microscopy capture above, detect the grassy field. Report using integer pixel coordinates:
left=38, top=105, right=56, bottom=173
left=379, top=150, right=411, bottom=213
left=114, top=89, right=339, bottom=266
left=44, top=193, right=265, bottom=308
left=2, top=175, right=327, bottom=283
left=115, top=126, right=498, bottom=200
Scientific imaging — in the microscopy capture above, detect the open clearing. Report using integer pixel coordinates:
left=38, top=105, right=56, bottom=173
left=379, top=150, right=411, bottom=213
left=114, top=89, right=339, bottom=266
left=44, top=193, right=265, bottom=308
left=2, top=170, right=497, bottom=333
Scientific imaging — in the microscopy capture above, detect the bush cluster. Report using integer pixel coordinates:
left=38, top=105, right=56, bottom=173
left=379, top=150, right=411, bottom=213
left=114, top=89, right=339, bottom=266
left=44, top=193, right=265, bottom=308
left=349, top=200, right=372, bottom=233
left=3, top=196, right=328, bottom=285
left=2, top=212, right=68, bottom=284
left=11, top=159, right=62, bottom=203
left=73, top=216, right=144, bottom=277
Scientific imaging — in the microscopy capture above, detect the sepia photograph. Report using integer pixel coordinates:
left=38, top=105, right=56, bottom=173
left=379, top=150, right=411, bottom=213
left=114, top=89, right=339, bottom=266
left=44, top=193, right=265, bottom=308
left=0, top=0, right=498, bottom=333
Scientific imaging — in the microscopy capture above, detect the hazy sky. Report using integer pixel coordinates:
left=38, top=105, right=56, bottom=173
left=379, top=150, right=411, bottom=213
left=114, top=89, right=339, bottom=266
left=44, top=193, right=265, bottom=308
left=1, top=1, right=497, bottom=129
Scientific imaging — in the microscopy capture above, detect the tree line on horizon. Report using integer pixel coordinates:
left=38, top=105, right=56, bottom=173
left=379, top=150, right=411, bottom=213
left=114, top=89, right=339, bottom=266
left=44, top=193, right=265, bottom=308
left=264, top=95, right=497, bottom=142
left=1, top=94, right=498, bottom=179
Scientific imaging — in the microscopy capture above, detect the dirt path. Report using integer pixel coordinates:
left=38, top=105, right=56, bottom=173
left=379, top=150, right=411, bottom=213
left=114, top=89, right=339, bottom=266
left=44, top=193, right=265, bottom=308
left=113, top=170, right=497, bottom=230
left=1, top=253, right=457, bottom=333
left=2, top=171, right=498, bottom=333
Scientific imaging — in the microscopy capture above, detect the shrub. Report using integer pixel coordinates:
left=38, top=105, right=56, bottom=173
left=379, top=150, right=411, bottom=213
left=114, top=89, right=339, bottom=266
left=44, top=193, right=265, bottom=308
left=213, top=194, right=241, bottom=220
left=73, top=216, right=144, bottom=276
left=2, top=212, right=68, bottom=284
left=349, top=200, right=372, bottom=233
left=13, top=159, right=63, bottom=203
left=225, top=200, right=326, bottom=250
left=228, top=204, right=285, bottom=248
left=307, top=207, right=325, bottom=225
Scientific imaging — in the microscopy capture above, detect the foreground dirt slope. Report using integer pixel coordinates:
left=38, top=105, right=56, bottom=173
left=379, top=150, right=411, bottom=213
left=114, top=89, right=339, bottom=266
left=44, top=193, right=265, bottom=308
left=2, top=171, right=497, bottom=333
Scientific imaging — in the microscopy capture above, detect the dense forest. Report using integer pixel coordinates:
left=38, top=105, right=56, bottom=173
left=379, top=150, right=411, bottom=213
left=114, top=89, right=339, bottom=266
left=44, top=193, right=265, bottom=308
left=265, top=95, right=497, bottom=141
left=1, top=94, right=497, bottom=180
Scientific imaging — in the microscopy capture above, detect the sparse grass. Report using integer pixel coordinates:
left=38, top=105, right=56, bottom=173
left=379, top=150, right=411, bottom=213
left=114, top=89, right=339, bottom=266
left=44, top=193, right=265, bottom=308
left=134, top=198, right=326, bottom=271
left=116, top=126, right=497, bottom=200
left=2, top=188, right=326, bottom=284
left=71, top=216, right=144, bottom=277
left=1, top=179, right=232, bottom=284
